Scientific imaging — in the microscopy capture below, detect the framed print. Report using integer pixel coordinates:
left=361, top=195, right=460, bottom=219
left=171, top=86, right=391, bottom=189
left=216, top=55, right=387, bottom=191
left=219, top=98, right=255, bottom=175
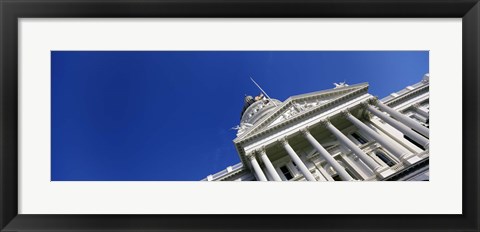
left=1, top=0, right=479, bottom=231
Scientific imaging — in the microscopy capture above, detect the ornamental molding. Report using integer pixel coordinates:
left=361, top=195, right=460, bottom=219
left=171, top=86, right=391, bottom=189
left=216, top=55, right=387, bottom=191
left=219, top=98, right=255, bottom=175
left=234, top=95, right=373, bottom=167
left=383, top=84, right=429, bottom=108
left=234, top=83, right=370, bottom=144
left=361, top=101, right=372, bottom=109
left=367, top=97, right=379, bottom=106
left=299, top=128, right=310, bottom=136
left=277, top=137, right=289, bottom=146
left=411, top=103, right=421, bottom=109
left=339, top=110, right=351, bottom=118
left=255, top=146, right=267, bottom=157
left=216, top=168, right=249, bottom=181
left=319, top=119, right=332, bottom=128
left=358, top=103, right=373, bottom=119
left=246, top=152, right=257, bottom=161
left=363, top=111, right=374, bottom=120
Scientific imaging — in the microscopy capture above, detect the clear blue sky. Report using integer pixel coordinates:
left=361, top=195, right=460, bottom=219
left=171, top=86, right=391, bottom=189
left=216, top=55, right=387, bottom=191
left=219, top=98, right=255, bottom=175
left=51, top=51, right=428, bottom=181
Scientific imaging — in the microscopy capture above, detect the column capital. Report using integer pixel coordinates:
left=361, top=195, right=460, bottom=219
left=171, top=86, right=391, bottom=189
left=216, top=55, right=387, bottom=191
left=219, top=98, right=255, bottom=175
left=300, top=127, right=311, bottom=136
left=365, top=111, right=373, bottom=120
left=319, top=119, right=332, bottom=128
left=361, top=105, right=374, bottom=120
left=255, top=146, right=267, bottom=155
left=360, top=101, right=371, bottom=109
left=375, top=97, right=429, bottom=138
left=277, top=137, right=289, bottom=146
left=340, top=110, right=352, bottom=118
left=246, top=152, right=257, bottom=161
left=367, top=97, right=379, bottom=106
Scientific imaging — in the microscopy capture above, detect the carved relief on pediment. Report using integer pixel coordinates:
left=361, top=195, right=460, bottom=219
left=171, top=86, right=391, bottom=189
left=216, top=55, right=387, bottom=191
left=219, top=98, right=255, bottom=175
left=236, top=83, right=369, bottom=141
left=268, top=99, right=330, bottom=128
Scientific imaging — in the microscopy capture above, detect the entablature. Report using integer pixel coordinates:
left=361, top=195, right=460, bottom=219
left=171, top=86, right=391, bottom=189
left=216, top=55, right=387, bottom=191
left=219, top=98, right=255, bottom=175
left=235, top=83, right=370, bottom=142
left=234, top=94, right=375, bottom=166
left=383, top=83, right=429, bottom=109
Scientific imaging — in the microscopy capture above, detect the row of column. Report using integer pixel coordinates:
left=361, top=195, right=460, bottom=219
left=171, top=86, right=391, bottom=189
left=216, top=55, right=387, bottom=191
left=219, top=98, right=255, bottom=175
left=366, top=104, right=429, bottom=149
left=247, top=99, right=429, bottom=181
left=375, top=100, right=429, bottom=138
left=411, top=103, right=429, bottom=118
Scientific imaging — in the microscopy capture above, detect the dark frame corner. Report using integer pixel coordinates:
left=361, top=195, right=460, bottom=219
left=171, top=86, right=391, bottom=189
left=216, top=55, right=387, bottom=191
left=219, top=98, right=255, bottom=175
left=1, top=0, right=479, bottom=231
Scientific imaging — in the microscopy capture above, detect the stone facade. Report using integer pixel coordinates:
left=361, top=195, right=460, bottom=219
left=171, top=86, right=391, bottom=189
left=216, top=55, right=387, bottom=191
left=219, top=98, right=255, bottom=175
left=203, top=74, right=430, bottom=181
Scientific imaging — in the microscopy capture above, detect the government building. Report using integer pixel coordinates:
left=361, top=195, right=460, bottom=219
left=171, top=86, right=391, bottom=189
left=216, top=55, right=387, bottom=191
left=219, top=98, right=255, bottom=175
left=203, top=74, right=430, bottom=181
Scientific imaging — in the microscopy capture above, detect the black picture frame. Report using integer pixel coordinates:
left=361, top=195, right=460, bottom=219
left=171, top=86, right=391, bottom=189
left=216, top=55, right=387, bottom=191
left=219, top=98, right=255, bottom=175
left=1, top=0, right=479, bottom=231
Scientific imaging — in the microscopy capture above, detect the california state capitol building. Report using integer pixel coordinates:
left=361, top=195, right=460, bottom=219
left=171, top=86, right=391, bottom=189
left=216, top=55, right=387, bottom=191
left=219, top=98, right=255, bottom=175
left=203, top=74, right=430, bottom=181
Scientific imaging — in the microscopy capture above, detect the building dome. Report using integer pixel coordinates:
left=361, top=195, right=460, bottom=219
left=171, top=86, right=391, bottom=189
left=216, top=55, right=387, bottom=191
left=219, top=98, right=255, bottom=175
left=244, top=95, right=254, bottom=104
left=240, top=97, right=281, bottom=126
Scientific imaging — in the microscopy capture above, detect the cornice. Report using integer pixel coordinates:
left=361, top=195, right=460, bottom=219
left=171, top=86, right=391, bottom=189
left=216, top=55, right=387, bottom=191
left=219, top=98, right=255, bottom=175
left=233, top=83, right=370, bottom=168
left=277, top=137, right=289, bottom=146
left=235, top=83, right=369, bottom=141
left=235, top=84, right=369, bottom=145
left=382, top=157, right=429, bottom=181
left=216, top=168, right=249, bottom=181
left=383, top=84, right=429, bottom=108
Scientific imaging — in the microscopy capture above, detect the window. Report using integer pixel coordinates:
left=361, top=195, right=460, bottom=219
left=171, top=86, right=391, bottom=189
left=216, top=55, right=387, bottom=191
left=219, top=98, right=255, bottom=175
left=332, top=174, right=342, bottom=181
left=404, top=135, right=425, bottom=150
left=421, top=101, right=429, bottom=107
left=344, top=168, right=358, bottom=180
left=425, top=118, right=429, bottom=128
left=291, top=161, right=300, bottom=172
left=351, top=132, right=368, bottom=144
left=375, top=151, right=395, bottom=167
left=280, top=165, right=293, bottom=180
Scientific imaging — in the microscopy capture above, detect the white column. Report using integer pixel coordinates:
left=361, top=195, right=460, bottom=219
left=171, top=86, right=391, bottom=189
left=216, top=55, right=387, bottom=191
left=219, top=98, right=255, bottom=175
left=375, top=100, right=429, bottom=138
left=367, top=104, right=429, bottom=149
left=301, top=129, right=354, bottom=181
left=278, top=138, right=317, bottom=181
left=257, top=148, right=282, bottom=181
left=322, top=120, right=383, bottom=172
left=411, top=103, right=429, bottom=118
left=343, top=111, right=411, bottom=160
left=248, top=154, right=268, bottom=181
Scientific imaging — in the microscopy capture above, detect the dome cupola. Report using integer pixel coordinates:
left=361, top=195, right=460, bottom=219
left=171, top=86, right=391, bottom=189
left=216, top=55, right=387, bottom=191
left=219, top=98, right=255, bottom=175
left=235, top=93, right=281, bottom=136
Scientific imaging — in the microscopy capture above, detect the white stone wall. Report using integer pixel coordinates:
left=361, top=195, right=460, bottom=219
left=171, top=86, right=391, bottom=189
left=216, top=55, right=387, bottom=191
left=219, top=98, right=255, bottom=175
left=204, top=75, right=430, bottom=181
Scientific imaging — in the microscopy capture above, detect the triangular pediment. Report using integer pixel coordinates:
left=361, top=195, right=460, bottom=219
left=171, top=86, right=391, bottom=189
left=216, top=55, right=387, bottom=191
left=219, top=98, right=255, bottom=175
left=235, top=83, right=369, bottom=142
